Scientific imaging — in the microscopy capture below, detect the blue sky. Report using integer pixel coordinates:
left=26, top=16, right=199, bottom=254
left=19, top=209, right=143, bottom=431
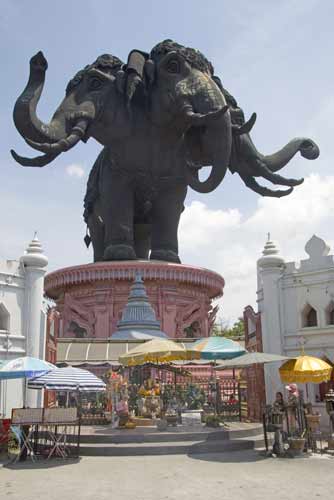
left=1, top=0, right=333, bottom=322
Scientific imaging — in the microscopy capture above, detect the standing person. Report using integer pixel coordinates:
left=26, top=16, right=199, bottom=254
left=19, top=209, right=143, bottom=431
left=286, top=384, right=299, bottom=434
left=271, top=391, right=287, bottom=455
left=273, top=391, right=285, bottom=412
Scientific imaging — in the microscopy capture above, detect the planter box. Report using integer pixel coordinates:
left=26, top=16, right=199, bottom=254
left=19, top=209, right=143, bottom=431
left=166, top=415, right=178, bottom=426
left=327, top=438, right=334, bottom=450
left=288, top=438, right=306, bottom=454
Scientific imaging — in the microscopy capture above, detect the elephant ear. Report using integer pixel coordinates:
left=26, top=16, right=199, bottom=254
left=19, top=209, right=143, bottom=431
left=125, top=50, right=150, bottom=105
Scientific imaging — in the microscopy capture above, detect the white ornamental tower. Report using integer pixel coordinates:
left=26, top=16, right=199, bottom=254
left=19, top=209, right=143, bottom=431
left=257, top=236, right=285, bottom=403
left=20, top=234, right=48, bottom=407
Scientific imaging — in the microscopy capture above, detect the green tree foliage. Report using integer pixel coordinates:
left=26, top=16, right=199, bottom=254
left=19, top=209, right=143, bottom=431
left=212, top=317, right=245, bottom=339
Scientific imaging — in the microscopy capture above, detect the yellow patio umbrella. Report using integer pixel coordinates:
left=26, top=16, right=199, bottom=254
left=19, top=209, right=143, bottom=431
left=119, top=338, right=201, bottom=366
left=279, top=355, right=332, bottom=384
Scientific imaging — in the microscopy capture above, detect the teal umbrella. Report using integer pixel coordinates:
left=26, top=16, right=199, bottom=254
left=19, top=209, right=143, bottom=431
left=192, top=337, right=246, bottom=361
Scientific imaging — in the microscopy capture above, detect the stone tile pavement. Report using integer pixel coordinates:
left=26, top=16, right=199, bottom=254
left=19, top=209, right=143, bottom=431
left=0, top=450, right=333, bottom=500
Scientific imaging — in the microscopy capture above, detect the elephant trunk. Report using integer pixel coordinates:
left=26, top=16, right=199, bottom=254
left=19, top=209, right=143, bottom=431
left=186, top=113, right=232, bottom=193
left=13, top=51, right=66, bottom=144
left=249, top=136, right=320, bottom=173
left=182, top=82, right=232, bottom=193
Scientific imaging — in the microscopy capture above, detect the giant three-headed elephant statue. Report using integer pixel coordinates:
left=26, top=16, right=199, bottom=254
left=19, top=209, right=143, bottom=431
left=11, top=40, right=320, bottom=263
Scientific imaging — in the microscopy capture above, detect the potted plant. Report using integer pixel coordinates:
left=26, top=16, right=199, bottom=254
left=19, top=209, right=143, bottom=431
left=185, top=384, right=205, bottom=410
left=204, top=414, right=221, bottom=428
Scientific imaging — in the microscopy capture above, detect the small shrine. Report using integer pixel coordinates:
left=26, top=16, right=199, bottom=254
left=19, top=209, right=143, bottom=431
left=112, top=273, right=167, bottom=340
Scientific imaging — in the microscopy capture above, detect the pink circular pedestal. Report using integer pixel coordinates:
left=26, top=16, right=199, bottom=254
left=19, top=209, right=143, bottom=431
left=45, top=261, right=224, bottom=339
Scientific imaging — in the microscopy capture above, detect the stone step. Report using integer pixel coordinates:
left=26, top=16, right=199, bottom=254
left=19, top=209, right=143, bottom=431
left=77, top=437, right=264, bottom=456
left=75, top=423, right=263, bottom=445
left=78, top=430, right=226, bottom=444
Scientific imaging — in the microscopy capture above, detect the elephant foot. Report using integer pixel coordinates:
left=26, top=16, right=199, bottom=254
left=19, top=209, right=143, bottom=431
left=103, top=244, right=137, bottom=261
left=150, top=249, right=181, bottom=263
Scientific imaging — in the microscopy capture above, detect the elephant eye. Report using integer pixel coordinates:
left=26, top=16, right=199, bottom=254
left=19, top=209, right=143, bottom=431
left=89, top=77, right=103, bottom=90
left=166, top=59, right=180, bottom=74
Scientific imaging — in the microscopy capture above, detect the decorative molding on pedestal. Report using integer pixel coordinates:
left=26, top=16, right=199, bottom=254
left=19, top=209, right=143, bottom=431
left=45, top=261, right=224, bottom=300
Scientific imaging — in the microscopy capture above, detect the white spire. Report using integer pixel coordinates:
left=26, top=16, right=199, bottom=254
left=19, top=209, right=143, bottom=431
left=258, top=235, right=284, bottom=268
left=21, top=233, right=48, bottom=268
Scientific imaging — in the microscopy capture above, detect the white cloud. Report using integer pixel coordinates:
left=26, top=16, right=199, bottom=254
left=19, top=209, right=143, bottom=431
left=179, top=174, right=334, bottom=325
left=65, top=164, right=86, bottom=179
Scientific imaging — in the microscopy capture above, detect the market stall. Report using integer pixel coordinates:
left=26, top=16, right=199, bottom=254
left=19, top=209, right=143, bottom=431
left=112, top=338, right=251, bottom=429
left=0, top=356, right=56, bottom=460
left=28, top=366, right=107, bottom=425
left=8, top=407, right=80, bottom=462
left=259, top=354, right=333, bottom=456
left=113, top=339, right=199, bottom=427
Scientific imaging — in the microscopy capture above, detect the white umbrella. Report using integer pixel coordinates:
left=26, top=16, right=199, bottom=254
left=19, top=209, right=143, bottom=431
left=28, top=367, right=106, bottom=392
left=0, top=356, right=55, bottom=380
left=215, top=352, right=290, bottom=370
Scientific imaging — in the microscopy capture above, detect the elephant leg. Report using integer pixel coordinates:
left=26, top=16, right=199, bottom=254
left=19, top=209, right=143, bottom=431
left=86, top=197, right=105, bottom=262
left=87, top=214, right=105, bottom=262
left=101, top=172, right=136, bottom=261
left=253, top=158, right=304, bottom=187
left=240, top=173, right=293, bottom=198
left=134, top=223, right=151, bottom=260
left=150, top=184, right=187, bottom=263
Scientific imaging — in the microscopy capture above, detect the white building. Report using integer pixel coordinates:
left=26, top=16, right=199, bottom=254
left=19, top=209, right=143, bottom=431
left=0, top=236, right=48, bottom=417
left=257, top=235, right=334, bottom=417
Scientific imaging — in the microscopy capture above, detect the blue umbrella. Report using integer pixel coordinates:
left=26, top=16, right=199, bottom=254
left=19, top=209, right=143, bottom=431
left=0, top=356, right=55, bottom=380
left=192, top=337, right=246, bottom=361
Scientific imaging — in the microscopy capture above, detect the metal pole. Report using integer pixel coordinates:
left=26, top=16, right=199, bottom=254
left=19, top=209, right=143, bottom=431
left=262, top=412, right=269, bottom=452
left=23, top=378, right=28, bottom=407
left=214, top=359, right=218, bottom=415
left=2, top=331, right=10, bottom=416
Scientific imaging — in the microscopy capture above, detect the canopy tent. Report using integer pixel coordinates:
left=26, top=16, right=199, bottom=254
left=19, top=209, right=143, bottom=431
left=56, top=339, right=201, bottom=367
left=215, top=352, right=290, bottom=369
left=192, top=337, right=246, bottom=361
left=0, top=356, right=55, bottom=380
left=118, top=338, right=201, bottom=366
left=28, top=366, right=106, bottom=392
left=279, top=355, right=333, bottom=384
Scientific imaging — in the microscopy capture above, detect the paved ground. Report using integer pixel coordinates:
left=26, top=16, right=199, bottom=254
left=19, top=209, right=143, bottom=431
left=0, top=450, right=332, bottom=500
